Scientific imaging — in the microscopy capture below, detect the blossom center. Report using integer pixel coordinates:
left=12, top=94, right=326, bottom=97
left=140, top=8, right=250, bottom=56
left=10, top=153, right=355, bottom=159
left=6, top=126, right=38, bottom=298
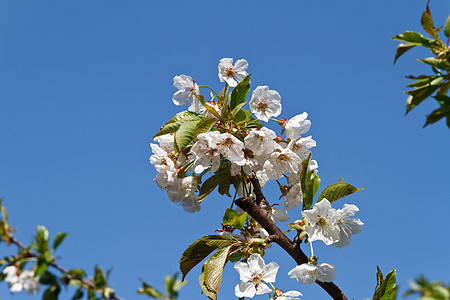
left=257, top=100, right=268, bottom=112
left=250, top=273, right=263, bottom=288
left=317, top=216, right=326, bottom=226
left=224, top=66, right=235, bottom=77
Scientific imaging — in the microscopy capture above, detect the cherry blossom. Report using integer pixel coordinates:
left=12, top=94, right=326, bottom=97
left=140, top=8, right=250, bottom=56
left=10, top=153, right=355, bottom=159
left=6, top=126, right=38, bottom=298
left=288, top=262, right=336, bottom=285
left=332, top=204, right=364, bottom=248
left=284, top=113, right=311, bottom=140
left=234, top=253, right=279, bottom=298
left=218, top=58, right=249, bottom=87
left=302, top=199, right=340, bottom=245
left=274, top=289, right=303, bottom=300
left=1, top=266, right=40, bottom=294
left=249, top=86, right=282, bottom=122
left=244, top=127, right=277, bottom=156
left=172, top=75, right=202, bottom=113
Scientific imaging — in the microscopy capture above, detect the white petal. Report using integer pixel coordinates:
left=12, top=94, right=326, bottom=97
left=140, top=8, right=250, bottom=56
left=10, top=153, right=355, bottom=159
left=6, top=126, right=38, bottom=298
left=234, top=262, right=252, bottom=282
left=262, top=262, right=279, bottom=283
left=247, top=254, right=265, bottom=274
left=255, top=282, right=272, bottom=295
left=234, top=59, right=248, bottom=72
left=172, top=90, right=190, bottom=106
left=235, top=282, right=256, bottom=298
left=173, top=74, right=193, bottom=90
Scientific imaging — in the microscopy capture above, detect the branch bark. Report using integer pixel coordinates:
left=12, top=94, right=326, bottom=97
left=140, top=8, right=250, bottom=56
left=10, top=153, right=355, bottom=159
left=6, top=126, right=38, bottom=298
left=235, top=178, right=348, bottom=300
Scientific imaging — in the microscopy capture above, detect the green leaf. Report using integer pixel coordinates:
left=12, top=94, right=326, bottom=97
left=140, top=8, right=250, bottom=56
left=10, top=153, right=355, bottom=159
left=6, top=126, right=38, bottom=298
left=174, top=119, right=202, bottom=153
left=165, top=273, right=178, bottom=295
left=53, top=232, right=68, bottom=251
left=200, top=245, right=232, bottom=300
left=231, top=101, right=249, bottom=117
left=94, top=266, right=107, bottom=288
left=299, top=153, right=312, bottom=199
left=72, top=288, right=84, bottom=300
left=66, top=269, right=87, bottom=277
left=222, top=208, right=247, bottom=229
left=421, top=3, right=440, bottom=39
left=424, top=104, right=450, bottom=127
left=43, top=285, right=61, bottom=300
left=35, top=260, right=49, bottom=277
left=393, top=43, right=416, bottom=64
left=373, top=267, right=397, bottom=300
left=444, top=14, right=450, bottom=38
left=391, top=31, right=434, bottom=47
left=230, top=74, right=251, bottom=111
left=179, top=235, right=236, bottom=280
left=195, top=117, right=217, bottom=136
left=138, top=282, right=164, bottom=298
left=198, top=172, right=228, bottom=202
left=405, top=77, right=444, bottom=113
left=418, top=58, right=450, bottom=71
left=244, top=117, right=263, bottom=130
left=436, top=80, right=450, bottom=97
left=406, top=76, right=440, bottom=88
left=217, top=172, right=232, bottom=197
left=232, top=109, right=252, bottom=124
left=39, top=271, right=58, bottom=285
left=195, top=94, right=221, bottom=119
left=317, top=180, right=363, bottom=203
left=153, top=111, right=203, bottom=138
left=303, top=171, right=321, bottom=208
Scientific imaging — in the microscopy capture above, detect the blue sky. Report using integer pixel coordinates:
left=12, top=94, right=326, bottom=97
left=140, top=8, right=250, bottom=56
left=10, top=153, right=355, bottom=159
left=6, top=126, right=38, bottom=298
left=1, top=1, right=449, bottom=299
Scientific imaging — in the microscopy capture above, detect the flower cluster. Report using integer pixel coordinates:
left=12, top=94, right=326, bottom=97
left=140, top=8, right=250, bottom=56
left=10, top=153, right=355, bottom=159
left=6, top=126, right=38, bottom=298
left=152, top=58, right=364, bottom=299
left=2, top=266, right=40, bottom=294
left=150, top=57, right=317, bottom=213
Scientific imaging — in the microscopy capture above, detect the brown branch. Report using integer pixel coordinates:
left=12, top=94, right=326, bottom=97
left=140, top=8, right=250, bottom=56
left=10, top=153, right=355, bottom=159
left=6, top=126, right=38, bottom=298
left=9, top=235, right=124, bottom=300
left=235, top=188, right=348, bottom=300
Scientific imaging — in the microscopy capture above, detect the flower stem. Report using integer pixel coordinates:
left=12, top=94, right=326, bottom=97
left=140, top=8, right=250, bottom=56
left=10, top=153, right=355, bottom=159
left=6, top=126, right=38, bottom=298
left=198, top=85, right=219, bottom=99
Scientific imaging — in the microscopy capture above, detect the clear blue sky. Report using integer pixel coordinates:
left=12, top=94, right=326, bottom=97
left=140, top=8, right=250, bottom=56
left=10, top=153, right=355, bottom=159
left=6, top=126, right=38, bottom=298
left=1, top=1, right=449, bottom=299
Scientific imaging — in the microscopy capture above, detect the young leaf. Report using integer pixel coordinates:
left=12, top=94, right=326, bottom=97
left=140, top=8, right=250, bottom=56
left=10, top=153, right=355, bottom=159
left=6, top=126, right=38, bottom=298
left=165, top=273, right=178, bottom=296
left=423, top=104, right=450, bottom=127
left=195, top=117, right=217, bottom=136
left=418, top=58, right=450, bottom=71
left=393, top=44, right=416, bottom=64
left=303, top=171, right=321, bottom=208
left=138, top=281, right=164, bottom=298
left=53, top=232, right=69, bottom=250
left=317, top=181, right=363, bottom=203
left=391, top=31, right=434, bottom=47
left=406, top=76, right=440, bottom=88
left=232, top=109, right=252, bottom=124
left=199, top=245, right=232, bottom=300
left=230, top=74, right=251, bottom=111
left=421, top=3, right=440, bottom=39
left=196, top=94, right=221, bottom=119
left=222, top=208, right=247, bottom=229
left=174, top=119, right=202, bottom=153
left=444, top=14, right=450, bottom=38
left=405, top=77, right=443, bottom=113
left=153, top=111, right=203, bottom=138
left=373, top=267, right=397, bottom=300
left=179, top=235, right=236, bottom=280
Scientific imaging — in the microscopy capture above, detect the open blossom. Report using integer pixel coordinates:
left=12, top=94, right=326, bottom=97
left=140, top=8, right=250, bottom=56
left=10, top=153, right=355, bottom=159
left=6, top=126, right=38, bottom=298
left=189, top=131, right=222, bottom=174
left=288, top=262, right=336, bottom=285
left=284, top=113, right=311, bottom=140
left=218, top=58, right=249, bottom=87
left=332, top=204, right=364, bottom=248
left=234, top=253, right=279, bottom=298
left=244, top=127, right=277, bottom=156
left=264, top=147, right=301, bottom=180
left=302, top=199, right=340, bottom=245
left=287, top=136, right=316, bottom=161
left=2, top=266, right=40, bottom=294
left=216, top=132, right=245, bottom=164
left=249, top=86, right=282, bottom=122
left=154, top=133, right=174, bottom=153
left=284, top=183, right=303, bottom=212
left=172, top=75, right=203, bottom=113
left=166, top=175, right=201, bottom=213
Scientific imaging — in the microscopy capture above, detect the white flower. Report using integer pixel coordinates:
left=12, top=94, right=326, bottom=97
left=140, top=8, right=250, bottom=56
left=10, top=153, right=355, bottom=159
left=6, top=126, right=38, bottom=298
left=264, top=147, right=301, bottom=180
left=154, top=133, right=175, bottom=153
left=302, top=199, right=340, bottom=245
left=249, top=86, right=282, bottom=122
left=332, top=204, right=364, bottom=249
left=288, top=262, right=336, bottom=285
left=2, top=267, right=40, bottom=294
left=216, top=133, right=245, bottom=164
left=234, top=253, right=279, bottom=298
left=149, top=144, right=174, bottom=168
left=189, top=131, right=222, bottom=174
left=274, top=290, right=303, bottom=300
left=166, top=176, right=201, bottom=213
left=284, top=113, right=311, bottom=140
left=244, top=127, right=277, bottom=156
left=172, top=75, right=203, bottom=113
left=284, top=183, right=303, bottom=212
left=19, top=270, right=40, bottom=294
left=218, top=58, right=249, bottom=87
left=287, top=136, right=316, bottom=161
left=269, top=207, right=289, bottom=223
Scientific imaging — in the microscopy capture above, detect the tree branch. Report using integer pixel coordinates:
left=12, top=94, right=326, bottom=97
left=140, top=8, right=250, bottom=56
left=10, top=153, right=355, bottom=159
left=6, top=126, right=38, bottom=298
left=9, top=235, right=124, bottom=300
left=235, top=186, right=348, bottom=300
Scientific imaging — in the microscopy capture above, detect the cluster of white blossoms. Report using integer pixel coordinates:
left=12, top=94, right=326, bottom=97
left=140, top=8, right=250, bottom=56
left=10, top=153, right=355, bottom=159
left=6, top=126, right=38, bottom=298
left=151, top=57, right=318, bottom=213
left=2, top=266, right=40, bottom=294
left=152, top=58, right=364, bottom=298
